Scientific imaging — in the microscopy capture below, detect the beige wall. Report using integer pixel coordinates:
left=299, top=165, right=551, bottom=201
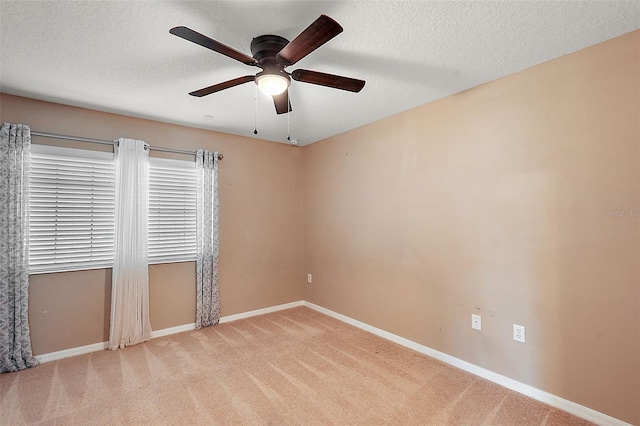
left=0, top=93, right=305, bottom=355
left=302, top=31, right=640, bottom=424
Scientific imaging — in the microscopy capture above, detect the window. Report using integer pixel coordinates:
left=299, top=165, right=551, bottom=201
left=28, top=145, right=198, bottom=273
left=148, top=157, right=197, bottom=264
left=29, top=145, right=115, bottom=274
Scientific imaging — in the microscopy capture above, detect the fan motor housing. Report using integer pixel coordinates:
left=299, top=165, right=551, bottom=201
left=251, top=35, right=289, bottom=67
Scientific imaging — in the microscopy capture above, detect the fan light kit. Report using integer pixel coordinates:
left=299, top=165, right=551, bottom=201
left=170, top=15, right=365, bottom=115
left=256, top=72, right=290, bottom=96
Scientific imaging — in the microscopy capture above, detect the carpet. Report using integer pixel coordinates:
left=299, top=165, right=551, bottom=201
left=0, top=306, right=593, bottom=425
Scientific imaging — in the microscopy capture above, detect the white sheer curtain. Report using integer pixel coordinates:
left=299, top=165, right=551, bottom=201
left=195, top=150, right=220, bottom=329
left=0, top=123, right=38, bottom=372
left=109, top=138, right=152, bottom=350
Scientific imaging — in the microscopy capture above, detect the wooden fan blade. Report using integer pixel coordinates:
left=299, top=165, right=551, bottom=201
left=273, top=90, right=293, bottom=114
left=291, top=69, right=365, bottom=92
left=277, top=15, right=343, bottom=66
left=170, top=26, right=258, bottom=66
left=189, top=76, right=256, bottom=97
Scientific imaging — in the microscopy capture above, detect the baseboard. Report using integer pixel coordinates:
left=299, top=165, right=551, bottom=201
left=35, top=341, right=110, bottom=364
left=218, top=300, right=305, bottom=324
left=35, top=326, right=198, bottom=364
left=303, top=301, right=630, bottom=426
left=151, top=323, right=195, bottom=339
left=34, top=300, right=305, bottom=364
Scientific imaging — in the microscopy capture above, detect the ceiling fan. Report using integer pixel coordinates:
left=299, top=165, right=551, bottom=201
left=170, top=15, right=365, bottom=114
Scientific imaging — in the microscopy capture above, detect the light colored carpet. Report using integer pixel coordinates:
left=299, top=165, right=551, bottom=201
left=1, top=306, right=592, bottom=425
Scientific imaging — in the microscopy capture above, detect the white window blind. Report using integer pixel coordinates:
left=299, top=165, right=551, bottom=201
left=148, top=157, right=197, bottom=264
left=29, top=145, right=115, bottom=274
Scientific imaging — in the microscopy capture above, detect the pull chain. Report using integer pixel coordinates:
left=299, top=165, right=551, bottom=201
left=253, top=84, right=258, bottom=135
left=286, top=87, right=291, bottom=141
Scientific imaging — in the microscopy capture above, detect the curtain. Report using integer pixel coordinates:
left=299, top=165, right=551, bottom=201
left=109, top=138, right=152, bottom=350
left=0, top=123, right=38, bottom=372
left=195, top=150, right=220, bottom=329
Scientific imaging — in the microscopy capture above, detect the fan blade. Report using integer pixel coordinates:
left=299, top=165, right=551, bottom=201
left=273, top=90, right=292, bottom=114
left=189, top=76, right=255, bottom=97
left=170, top=26, right=258, bottom=66
left=277, top=15, right=343, bottom=66
left=291, top=69, right=365, bottom=92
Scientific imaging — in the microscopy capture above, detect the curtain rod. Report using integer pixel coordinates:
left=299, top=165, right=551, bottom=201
left=30, top=131, right=223, bottom=160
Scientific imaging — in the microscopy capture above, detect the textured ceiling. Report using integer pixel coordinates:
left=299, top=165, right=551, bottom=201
left=1, top=1, right=639, bottom=146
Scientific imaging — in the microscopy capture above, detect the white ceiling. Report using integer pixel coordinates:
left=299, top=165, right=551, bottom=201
left=1, top=1, right=639, bottom=146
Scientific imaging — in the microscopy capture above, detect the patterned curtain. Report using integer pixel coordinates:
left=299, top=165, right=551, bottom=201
left=109, top=138, right=152, bottom=350
left=0, top=123, right=39, bottom=372
left=195, top=150, right=220, bottom=329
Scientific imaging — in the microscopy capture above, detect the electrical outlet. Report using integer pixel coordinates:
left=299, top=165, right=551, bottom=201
left=471, top=314, right=481, bottom=331
left=513, top=324, right=525, bottom=343
left=307, top=274, right=312, bottom=283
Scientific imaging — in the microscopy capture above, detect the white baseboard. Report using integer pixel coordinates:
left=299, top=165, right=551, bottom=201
left=151, top=323, right=195, bottom=339
left=34, top=324, right=198, bottom=363
left=219, top=300, right=305, bottom=324
left=303, top=301, right=630, bottom=426
left=34, top=300, right=305, bottom=364
left=35, top=341, right=110, bottom=364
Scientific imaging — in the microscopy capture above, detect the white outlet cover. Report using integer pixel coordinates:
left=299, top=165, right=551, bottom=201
left=513, top=324, right=526, bottom=343
left=307, top=274, right=312, bottom=283
left=471, top=314, right=481, bottom=331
